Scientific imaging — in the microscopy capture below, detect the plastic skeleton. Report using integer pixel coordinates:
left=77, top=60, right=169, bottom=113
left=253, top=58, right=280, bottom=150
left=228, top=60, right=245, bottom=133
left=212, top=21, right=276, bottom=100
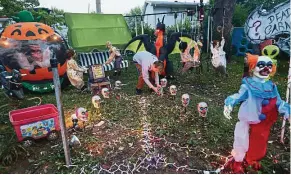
left=197, top=102, right=208, bottom=117
left=223, top=54, right=290, bottom=173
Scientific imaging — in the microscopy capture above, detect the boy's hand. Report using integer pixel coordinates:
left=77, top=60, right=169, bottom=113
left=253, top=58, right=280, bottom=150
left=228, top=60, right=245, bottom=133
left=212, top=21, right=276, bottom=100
left=157, top=84, right=161, bottom=88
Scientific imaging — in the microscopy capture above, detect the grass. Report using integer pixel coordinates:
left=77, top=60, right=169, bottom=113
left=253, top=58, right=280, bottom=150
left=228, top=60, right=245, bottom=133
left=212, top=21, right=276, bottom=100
left=0, top=53, right=290, bottom=174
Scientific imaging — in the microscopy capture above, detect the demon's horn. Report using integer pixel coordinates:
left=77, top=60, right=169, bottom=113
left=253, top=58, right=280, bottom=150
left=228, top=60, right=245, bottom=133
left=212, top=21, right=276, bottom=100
left=162, top=15, right=165, bottom=23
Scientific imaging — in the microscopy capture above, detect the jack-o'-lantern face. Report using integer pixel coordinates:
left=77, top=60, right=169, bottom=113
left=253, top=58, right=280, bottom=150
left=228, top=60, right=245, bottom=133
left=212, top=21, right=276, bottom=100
left=2, top=22, right=54, bottom=40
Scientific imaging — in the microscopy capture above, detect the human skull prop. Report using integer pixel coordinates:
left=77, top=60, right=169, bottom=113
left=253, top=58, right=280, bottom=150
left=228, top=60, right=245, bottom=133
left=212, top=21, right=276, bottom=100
left=253, top=56, right=273, bottom=79
left=92, top=95, right=101, bottom=109
left=115, top=80, right=122, bottom=88
left=101, top=88, right=110, bottom=98
left=169, top=85, right=177, bottom=96
left=76, top=107, right=88, bottom=122
left=197, top=102, right=208, bottom=117
left=181, top=94, right=190, bottom=107
left=161, top=78, right=167, bottom=88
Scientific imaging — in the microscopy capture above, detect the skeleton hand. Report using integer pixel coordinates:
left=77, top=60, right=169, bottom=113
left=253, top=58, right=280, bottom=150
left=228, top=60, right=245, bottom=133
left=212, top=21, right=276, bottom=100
left=223, top=105, right=232, bottom=119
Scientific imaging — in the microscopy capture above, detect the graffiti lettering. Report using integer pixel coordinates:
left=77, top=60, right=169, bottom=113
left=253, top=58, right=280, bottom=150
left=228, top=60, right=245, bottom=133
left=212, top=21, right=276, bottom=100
left=245, top=1, right=290, bottom=44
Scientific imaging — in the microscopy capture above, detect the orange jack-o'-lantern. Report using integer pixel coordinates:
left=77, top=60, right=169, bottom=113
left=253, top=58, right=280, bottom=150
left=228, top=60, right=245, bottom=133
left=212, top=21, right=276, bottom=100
left=1, top=22, right=55, bottom=40
left=0, top=22, right=70, bottom=92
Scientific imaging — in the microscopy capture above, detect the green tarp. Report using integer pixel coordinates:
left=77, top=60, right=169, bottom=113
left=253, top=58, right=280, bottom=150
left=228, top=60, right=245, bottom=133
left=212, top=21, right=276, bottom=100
left=64, top=13, right=132, bottom=52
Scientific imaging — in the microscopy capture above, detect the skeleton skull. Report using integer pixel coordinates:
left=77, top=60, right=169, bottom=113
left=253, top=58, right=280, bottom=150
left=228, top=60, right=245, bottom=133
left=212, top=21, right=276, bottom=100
left=115, top=80, right=122, bottom=88
left=169, top=85, right=177, bottom=96
left=101, top=88, right=110, bottom=98
left=92, top=95, right=101, bottom=109
left=160, top=78, right=167, bottom=88
left=181, top=94, right=190, bottom=107
left=253, top=56, right=273, bottom=79
left=197, top=102, right=208, bottom=117
left=76, top=107, right=88, bottom=122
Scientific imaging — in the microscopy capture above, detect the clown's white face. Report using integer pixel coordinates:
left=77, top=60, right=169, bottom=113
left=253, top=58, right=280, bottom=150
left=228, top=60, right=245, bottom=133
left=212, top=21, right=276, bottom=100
left=161, top=78, right=167, bottom=88
left=101, top=88, right=110, bottom=98
left=169, top=85, right=177, bottom=95
left=197, top=102, right=208, bottom=117
left=77, top=107, right=88, bottom=121
left=181, top=94, right=190, bottom=107
left=92, top=95, right=101, bottom=109
left=253, top=56, right=273, bottom=79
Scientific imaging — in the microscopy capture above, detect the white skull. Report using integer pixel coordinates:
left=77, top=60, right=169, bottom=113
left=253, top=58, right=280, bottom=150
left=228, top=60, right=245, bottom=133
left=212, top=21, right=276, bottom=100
left=181, top=94, right=190, bottom=107
left=253, top=56, right=273, bottom=79
left=101, top=88, right=110, bottom=98
left=115, top=80, right=122, bottom=87
left=76, top=107, right=88, bottom=121
left=169, top=85, right=177, bottom=96
left=197, top=102, right=208, bottom=117
left=92, top=95, right=101, bottom=109
left=161, top=78, right=167, bottom=88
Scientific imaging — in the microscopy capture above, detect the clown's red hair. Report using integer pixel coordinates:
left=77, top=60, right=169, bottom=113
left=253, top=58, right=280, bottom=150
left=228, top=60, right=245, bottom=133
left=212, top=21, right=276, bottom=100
left=246, top=53, right=277, bottom=76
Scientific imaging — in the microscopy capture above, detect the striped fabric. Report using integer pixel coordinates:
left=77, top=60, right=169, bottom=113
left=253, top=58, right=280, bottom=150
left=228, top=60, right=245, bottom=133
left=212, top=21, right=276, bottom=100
left=78, top=51, right=129, bottom=71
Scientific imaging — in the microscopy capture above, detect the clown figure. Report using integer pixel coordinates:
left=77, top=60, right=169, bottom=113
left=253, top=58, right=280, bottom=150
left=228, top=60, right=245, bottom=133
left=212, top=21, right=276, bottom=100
left=71, top=107, right=89, bottom=130
left=223, top=54, right=290, bottom=173
left=210, top=37, right=227, bottom=76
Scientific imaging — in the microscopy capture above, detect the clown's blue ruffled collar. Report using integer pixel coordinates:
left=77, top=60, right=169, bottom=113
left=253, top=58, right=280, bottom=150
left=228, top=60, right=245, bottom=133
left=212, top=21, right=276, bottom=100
left=242, top=77, right=277, bottom=99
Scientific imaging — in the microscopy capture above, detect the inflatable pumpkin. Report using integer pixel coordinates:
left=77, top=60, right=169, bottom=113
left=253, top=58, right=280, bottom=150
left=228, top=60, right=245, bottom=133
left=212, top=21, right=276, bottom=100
left=0, top=22, right=70, bottom=93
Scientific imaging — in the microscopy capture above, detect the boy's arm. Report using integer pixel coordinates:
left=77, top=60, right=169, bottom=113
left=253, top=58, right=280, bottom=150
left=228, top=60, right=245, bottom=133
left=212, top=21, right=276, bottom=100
left=142, top=68, right=154, bottom=89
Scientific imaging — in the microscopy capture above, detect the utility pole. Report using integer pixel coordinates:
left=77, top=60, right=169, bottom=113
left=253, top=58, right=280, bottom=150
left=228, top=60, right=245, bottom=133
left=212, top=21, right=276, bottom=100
left=96, top=0, right=101, bottom=13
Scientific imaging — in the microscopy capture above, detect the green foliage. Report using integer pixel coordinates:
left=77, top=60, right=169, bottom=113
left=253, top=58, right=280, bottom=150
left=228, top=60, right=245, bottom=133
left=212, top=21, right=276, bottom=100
left=232, top=0, right=287, bottom=27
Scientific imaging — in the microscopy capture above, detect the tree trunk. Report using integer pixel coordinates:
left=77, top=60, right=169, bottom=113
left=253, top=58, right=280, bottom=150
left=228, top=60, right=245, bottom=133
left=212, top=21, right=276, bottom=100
left=212, top=0, right=236, bottom=61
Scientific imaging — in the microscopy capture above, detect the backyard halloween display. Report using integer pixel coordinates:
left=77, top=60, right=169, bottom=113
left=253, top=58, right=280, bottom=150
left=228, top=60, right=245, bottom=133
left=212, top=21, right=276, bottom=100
left=71, top=107, right=89, bottom=130
left=223, top=54, right=290, bottom=173
left=210, top=37, right=227, bottom=76
left=197, top=102, right=208, bottom=118
left=0, top=11, right=70, bottom=93
left=123, top=16, right=192, bottom=78
left=101, top=88, right=110, bottom=99
left=0, top=68, right=26, bottom=99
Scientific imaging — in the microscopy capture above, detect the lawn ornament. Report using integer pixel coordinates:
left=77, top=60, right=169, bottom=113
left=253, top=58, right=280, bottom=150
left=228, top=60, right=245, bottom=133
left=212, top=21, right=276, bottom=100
left=210, top=37, right=227, bottom=75
left=169, top=85, right=177, bottom=99
left=181, top=94, right=190, bottom=114
left=123, top=15, right=193, bottom=78
left=66, top=56, right=88, bottom=90
left=71, top=107, right=89, bottom=130
left=69, top=135, right=81, bottom=148
left=261, top=45, right=279, bottom=70
left=115, top=80, right=122, bottom=89
left=223, top=53, right=290, bottom=173
left=92, top=95, right=101, bottom=109
left=160, top=78, right=167, bottom=88
left=101, top=88, right=110, bottom=98
left=0, top=10, right=70, bottom=93
left=244, top=1, right=290, bottom=55
left=0, top=69, right=26, bottom=99
left=197, top=102, right=208, bottom=117
left=12, top=10, right=41, bottom=23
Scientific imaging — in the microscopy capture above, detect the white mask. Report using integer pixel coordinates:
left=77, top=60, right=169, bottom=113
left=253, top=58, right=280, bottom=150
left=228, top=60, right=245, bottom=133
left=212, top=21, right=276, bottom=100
left=76, top=107, right=88, bottom=122
left=253, top=56, right=273, bottom=79
left=197, top=102, right=208, bottom=117
left=101, top=88, right=110, bottom=98
left=115, top=80, right=122, bottom=88
left=161, top=78, right=167, bottom=88
left=181, top=94, right=190, bottom=107
left=169, top=85, right=177, bottom=96
left=92, top=95, right=101, bottom=109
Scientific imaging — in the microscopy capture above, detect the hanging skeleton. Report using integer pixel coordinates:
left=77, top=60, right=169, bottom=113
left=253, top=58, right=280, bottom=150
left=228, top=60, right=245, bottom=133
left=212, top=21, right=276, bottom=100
left=210, top=37, right=227, bottom=75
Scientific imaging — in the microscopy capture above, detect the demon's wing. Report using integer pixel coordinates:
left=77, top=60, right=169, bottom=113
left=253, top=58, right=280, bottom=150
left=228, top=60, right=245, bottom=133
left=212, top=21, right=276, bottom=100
left=123, top=34, right=155, bottom=54
left=166, top=32, right=195, bottom=55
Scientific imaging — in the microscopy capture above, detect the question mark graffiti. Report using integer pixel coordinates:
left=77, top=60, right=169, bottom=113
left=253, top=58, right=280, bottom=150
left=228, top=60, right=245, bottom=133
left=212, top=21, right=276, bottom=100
left=253, top=21, right=262, bottom=36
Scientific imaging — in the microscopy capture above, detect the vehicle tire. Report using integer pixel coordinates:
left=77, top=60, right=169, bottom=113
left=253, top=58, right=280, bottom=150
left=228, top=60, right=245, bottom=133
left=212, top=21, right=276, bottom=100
left=47, top=131, right=59, bottom=141
left=22, top=138, right=34, bottom=147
